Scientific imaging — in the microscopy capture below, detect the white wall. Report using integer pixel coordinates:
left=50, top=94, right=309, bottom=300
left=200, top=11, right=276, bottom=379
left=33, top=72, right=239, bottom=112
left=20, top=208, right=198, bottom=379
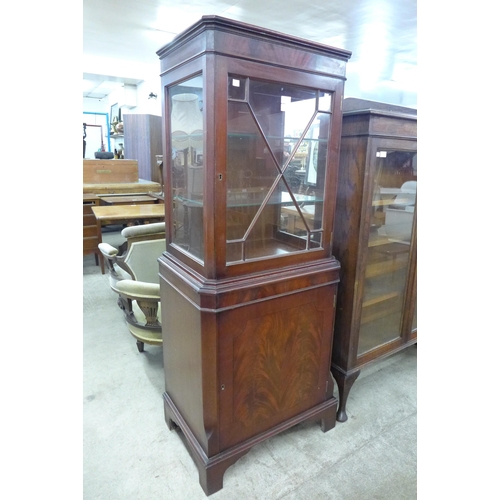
left=83, top=97, right=108, bottom=114
left=132, top=80, right=162, bottom=116
left=83, top=78, right=162, bottom=117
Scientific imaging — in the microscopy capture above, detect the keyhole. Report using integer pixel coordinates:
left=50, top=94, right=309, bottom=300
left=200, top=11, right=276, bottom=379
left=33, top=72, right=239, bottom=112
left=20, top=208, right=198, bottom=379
left=218, top=174, right=223, bottom=181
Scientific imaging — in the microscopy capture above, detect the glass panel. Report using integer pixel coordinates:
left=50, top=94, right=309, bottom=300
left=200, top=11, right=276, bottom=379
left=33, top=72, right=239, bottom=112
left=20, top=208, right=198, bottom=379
left=318, top=92, right=332, bottom=112
left=357, top=148, right=417, bottom=355
left=226, top=100, right=277, bottom=242
left=226, top=76, right=331, bottom=264
left=169, top=76, right=204, bottom=261
left=228, top=76, right=246, bottom=100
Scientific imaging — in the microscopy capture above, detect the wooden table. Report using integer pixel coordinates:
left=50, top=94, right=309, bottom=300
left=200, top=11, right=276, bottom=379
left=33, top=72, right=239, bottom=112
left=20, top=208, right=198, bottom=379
left=99, top=194, right=160, bottom=205
left=83, top=179, right=162, bottom=195
left=92, top=204, right=165, bottom=226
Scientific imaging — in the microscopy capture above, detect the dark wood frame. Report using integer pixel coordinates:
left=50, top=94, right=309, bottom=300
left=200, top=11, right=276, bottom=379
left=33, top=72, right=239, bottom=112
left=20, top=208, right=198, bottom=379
left=157, top=16, right=350, bottom=496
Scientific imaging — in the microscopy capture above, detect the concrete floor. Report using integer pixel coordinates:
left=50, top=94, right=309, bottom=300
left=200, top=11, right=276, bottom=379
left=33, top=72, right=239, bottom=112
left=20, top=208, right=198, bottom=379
left=83, top=230, right=417, bottom=500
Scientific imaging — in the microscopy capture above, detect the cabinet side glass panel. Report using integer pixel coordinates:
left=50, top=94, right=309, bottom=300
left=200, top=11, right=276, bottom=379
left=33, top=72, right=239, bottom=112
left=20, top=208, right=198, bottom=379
left=226, top=76, right=330, bottom=264
left=169, top=76, right=204, bottom=262
left=357, top=148, right=417, bottom=355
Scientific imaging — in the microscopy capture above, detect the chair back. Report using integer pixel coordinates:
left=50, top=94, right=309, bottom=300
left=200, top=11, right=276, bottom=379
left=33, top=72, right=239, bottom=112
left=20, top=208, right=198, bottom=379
left=122, top=239, right=166, bottom=284
left=392, top=180, right=417, bottom=207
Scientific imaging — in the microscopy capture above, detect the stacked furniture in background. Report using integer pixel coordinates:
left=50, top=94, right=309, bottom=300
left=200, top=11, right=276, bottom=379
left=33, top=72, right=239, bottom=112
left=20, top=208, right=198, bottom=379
left=82, top=158, right=162, bottom=273
left=83, top=159, right=161, bottom=195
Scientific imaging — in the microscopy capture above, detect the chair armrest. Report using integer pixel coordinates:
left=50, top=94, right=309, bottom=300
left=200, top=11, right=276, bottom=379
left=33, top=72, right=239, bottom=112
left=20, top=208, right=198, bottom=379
left=112, top=280, right=160, bottom=301
left=121, top=222, right=165, bottom=239
left=98, top=242, right=126, bottom=279
left=98, top=242, right=119, bottom=259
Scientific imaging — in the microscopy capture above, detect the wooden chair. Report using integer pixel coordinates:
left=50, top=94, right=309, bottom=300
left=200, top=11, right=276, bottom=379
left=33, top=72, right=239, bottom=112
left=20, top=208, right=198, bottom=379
left=98, top=223, right=166, bottom=352
left=99, top=222, right=165, bottom=285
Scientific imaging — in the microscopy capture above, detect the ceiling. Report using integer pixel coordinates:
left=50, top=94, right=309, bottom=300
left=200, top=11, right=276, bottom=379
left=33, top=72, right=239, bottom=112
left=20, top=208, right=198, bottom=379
left=83, top=0, right=417, bottom=107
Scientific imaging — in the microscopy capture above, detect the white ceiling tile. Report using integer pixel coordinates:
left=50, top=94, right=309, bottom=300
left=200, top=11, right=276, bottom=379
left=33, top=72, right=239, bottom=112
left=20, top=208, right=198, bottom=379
left=83, top=0, right=417, bottom=106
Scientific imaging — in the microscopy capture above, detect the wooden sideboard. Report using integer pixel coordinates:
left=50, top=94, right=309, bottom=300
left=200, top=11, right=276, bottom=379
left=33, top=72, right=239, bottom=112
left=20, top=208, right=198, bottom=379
left=83, top=180, right=161, bottom=195
left=83, top=159, right=161, bottom=194
left=83, top=159, right=139, bottom=183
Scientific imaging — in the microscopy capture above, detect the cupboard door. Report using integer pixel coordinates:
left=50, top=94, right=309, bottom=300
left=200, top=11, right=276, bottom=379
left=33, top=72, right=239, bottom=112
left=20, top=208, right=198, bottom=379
left=218, top=285, right=336, bottom=451
left=357, top=148, right=417, bottom=356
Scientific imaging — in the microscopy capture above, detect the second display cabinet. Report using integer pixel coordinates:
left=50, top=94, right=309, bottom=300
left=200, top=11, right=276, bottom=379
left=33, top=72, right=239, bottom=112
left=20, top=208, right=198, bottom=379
left=156, top=16, right=351, bottom=496
left=331, top=98, right=417, bottom=422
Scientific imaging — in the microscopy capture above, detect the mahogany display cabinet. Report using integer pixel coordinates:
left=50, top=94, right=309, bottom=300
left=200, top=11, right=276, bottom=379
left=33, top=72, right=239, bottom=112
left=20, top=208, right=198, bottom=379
left=331, top=98, right=417, bottom=422
left=156, top=16, right=351, bottom=496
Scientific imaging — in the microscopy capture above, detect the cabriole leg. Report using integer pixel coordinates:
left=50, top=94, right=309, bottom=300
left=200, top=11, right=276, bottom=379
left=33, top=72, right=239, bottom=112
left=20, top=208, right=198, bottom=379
left=332, top=367, right=360, bottom=422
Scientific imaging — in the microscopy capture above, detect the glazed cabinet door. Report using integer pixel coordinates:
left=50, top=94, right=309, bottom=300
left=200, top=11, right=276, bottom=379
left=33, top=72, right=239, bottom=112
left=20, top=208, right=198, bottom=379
left=224, top=76, right=335, bottom=266
left=356, top=146, right=417, bottom=361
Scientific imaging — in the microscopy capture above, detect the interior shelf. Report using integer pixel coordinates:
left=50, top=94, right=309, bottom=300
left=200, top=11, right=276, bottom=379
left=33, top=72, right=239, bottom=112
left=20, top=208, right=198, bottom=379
left=360, top=303, right=401, bottom=325
left=362, top=291, right=401, bottom=308
left=365, top=257, right=408, bottom=279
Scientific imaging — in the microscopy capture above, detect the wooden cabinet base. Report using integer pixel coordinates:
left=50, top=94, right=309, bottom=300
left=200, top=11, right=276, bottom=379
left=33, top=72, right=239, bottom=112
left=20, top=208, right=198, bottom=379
left=159, top=255, right=340, bottom=496
left=164, top=389, right=337, bottom=496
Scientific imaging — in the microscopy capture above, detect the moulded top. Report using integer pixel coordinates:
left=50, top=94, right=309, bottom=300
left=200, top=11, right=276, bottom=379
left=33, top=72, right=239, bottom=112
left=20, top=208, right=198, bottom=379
left=156, top=15, right=352, bottom=63
left=343, top=97, right=417, bottom=117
